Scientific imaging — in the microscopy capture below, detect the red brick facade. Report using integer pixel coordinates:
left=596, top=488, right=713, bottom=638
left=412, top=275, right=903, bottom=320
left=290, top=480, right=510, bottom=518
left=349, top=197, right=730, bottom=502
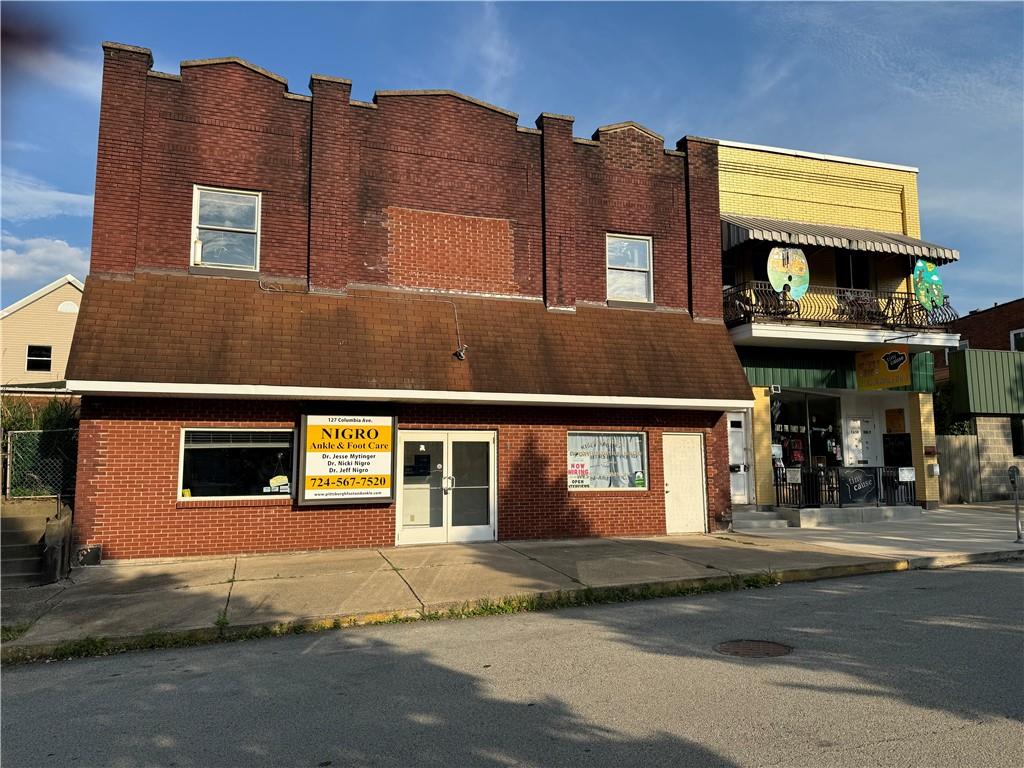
left=74, top=43, right=742, bottom=558
left=75, top=398, right=729, bottom=559
left=90, top=44, right=722, bottom=314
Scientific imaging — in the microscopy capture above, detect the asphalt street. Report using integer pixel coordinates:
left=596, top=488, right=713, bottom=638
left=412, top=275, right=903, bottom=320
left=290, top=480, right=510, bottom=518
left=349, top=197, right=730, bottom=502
left=2, top=563, right=1022, bottom=768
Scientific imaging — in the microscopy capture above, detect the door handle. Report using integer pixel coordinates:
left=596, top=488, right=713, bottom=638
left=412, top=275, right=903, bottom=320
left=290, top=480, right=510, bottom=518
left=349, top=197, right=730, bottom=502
left=442, top=475, right=455, bottom=493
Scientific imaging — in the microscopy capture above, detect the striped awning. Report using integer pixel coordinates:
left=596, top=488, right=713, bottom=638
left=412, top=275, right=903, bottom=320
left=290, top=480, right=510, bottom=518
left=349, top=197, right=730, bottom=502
left=721, top=213, right=959, bottom=264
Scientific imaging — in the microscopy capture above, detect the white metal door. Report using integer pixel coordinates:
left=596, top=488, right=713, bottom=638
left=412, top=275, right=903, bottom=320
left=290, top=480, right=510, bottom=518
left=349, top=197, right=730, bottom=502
left=727, top=411, right=750, bottom=505
left=662, top=433, right=708, bottom=534
left=396, top=430, right=497, bottom=545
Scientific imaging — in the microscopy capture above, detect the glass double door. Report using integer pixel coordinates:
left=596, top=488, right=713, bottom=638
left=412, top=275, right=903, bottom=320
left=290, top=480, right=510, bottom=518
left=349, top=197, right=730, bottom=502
left=397, top=430, right=496, bottom=545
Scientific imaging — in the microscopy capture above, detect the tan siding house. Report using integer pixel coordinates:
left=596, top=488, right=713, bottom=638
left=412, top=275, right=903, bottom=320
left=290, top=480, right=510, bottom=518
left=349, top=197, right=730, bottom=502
left=1, top=275, right=84, bottom=385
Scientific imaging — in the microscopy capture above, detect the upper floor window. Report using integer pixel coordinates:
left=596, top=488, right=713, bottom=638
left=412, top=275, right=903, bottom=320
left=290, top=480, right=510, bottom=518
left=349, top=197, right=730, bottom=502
left=191, top=186, right=261, bottom=271
left=835, top=252, right=871, bottom=291
left=606, top=235, right=653, bottom=303
left=26, top=345, right=52, bottom=372
left=1011, top=329, right=1024, bottom=352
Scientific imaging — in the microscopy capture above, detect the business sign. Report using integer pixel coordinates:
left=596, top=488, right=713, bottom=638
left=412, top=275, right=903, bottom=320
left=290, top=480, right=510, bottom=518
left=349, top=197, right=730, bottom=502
left=898, top=466, right=916, bottom=483
left=767, top=247, right=810, bottom=300
left=855, top=345, right=911, bottom=390
left=839, top=467, right=878, bottom=505
left=298, top=415, right=395, bottom=505
left=913, top=259, right=944, bottom=311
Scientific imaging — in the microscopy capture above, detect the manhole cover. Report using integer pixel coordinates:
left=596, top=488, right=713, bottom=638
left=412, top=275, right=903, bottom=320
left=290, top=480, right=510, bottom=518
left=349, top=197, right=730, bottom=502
left=715, top=640, right=792, bottom=658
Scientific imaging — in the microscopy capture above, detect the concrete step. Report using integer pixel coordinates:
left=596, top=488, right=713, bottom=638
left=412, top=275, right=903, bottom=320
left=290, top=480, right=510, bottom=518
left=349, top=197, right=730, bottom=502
left=732, top=509, right=787, bottom=520
left=0, top=517, right=48, bottom=547
left=799, top=505, right=923, bottom=528
left=1, top=555, right=45, bottom=577
left=1, top=543, right=44, bottom=560
left=734, top=519, right=792, bottom=529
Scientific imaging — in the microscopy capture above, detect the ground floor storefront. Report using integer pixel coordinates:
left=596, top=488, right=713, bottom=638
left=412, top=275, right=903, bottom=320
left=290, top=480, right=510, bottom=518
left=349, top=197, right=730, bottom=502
left=73, top=397, right=731, bottom=560
left=731, top=349, right=942, bottom=510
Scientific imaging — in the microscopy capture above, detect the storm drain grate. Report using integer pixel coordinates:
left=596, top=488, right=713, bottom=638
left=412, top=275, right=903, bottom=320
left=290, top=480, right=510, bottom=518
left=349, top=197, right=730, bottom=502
left=715, top=640, right=792, bottom=658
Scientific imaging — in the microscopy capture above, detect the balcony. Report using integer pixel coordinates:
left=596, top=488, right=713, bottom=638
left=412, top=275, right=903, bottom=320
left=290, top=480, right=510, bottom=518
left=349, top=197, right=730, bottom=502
left=723, top=281, right=960, bottom=351
left=724, top=281, right=958, bottom=329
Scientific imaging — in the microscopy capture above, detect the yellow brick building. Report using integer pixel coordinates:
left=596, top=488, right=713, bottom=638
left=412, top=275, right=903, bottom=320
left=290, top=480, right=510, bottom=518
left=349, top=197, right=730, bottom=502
left=713, top=140, right=957, bottom=521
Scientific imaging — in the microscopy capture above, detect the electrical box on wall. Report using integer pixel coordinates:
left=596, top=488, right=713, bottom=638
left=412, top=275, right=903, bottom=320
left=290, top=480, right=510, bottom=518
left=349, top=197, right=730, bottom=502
left=926, top=463, right=941, bottom=478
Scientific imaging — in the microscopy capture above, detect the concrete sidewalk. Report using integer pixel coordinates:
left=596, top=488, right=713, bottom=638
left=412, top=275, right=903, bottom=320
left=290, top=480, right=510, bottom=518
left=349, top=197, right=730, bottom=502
left=746, top=503, right=1024, bottom=566
left=2, top=505, right=1021, bottom=657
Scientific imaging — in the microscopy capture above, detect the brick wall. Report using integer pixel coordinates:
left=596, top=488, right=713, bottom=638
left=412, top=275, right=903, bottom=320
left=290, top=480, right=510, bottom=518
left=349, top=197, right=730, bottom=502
left=950, top=299, right=1024, bottom=351
left=91, top=44, right=725, bottom=315
left=73, top=397, right=730, bottom=559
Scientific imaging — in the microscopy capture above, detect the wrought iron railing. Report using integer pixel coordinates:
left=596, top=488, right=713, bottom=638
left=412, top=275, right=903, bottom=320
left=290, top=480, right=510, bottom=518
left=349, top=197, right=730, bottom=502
left=723, top=281, right=958, bottom=329
left=773, top=466, right=917, bottom=509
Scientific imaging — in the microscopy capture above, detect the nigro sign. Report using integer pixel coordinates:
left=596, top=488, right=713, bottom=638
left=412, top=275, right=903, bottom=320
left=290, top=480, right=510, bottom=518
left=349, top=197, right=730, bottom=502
left=298, top=415, right=395, bottom=505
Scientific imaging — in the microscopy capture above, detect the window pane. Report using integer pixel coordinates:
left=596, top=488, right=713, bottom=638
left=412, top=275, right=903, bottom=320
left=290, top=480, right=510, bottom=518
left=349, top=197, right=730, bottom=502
left=1012, top=331, right=1024, bottom=352
left=26, top=358, right=52, bottom=372
left=198, top=230, right=257, bottom=269
left=452, top=442, right=489, bottom=487
left=182, top=444, right=293, bottom=497
left=567, top=432, right=648, bottom=490
left=27, top=345, right=51, bottom=359
left=607, top=268, right=651, bottom=302
left=402, top=441, right=444, bottom=528
left=198, top=190, right=257, bottom=230
left=452, top=487, right=489, bottom=526
left=607, top=237, right=650, bottom=270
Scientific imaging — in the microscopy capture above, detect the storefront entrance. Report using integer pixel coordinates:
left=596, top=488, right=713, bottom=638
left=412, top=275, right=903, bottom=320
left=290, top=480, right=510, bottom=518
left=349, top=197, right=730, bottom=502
left=396, top=430, right=497, bottom=545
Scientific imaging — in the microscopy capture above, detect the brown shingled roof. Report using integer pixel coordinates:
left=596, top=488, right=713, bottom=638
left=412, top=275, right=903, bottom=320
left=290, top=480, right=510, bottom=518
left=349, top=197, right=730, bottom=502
left=67, top=273, right=752, bottom=402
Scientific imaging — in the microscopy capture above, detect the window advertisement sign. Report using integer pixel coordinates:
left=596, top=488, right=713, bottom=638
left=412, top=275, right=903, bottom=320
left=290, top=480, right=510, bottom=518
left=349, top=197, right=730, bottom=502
left=299, top=415, right=395, bottom=505
left=567, top=432, right=648, bottom=490
left=856, top=345, right=911, bottom=390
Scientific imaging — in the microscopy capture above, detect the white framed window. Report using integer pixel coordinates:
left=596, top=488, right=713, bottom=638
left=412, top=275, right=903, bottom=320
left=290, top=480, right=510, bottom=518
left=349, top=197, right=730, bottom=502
left=26, top=345, right=52, bottom=372
left=178, top=428, right=294, bottom=501
left=1010, top=328, right=1024, bottom=352
left=567, top=431, right=649, bottom=491
left=606, top=234, right=653, bottom=303
left=191, top=186, right=261, bottom=271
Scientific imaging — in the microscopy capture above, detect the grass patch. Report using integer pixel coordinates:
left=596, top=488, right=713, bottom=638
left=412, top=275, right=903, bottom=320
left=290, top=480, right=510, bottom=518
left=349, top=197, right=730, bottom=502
left=1, top=624, right=32, bottom=643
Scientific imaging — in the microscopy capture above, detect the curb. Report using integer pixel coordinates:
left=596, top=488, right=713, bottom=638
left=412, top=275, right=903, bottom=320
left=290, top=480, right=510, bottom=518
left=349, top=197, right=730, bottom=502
left=3, top=551, right=1021, bottom=664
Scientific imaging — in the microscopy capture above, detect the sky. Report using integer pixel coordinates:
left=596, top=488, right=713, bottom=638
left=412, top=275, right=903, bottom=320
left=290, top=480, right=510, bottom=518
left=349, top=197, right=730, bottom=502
left=2, top=1, right=1022, bottom=313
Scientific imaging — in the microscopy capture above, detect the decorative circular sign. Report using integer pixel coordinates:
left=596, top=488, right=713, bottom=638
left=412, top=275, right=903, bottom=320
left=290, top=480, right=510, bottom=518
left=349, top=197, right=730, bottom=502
left=767, top=247, right=810, bottom=300
left=913, top=259, right=943, bottom=311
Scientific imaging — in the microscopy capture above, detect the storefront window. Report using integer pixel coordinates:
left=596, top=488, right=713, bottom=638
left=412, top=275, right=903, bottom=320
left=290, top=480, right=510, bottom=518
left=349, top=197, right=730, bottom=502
left=771, top=393, right=842, bottom=471
left=180, top=429, right=293, bottom=499
left=567, top=432, right=648, bottom=490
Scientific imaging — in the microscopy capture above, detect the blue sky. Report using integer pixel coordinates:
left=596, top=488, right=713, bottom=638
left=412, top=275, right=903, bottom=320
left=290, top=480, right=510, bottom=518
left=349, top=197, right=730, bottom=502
left=2, top=1, right=1022, bottom=312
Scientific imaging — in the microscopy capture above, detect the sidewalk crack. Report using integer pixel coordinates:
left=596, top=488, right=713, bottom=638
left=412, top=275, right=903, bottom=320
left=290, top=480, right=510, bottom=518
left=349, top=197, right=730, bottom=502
left=377, top=550, right=426, bottom=612
left=219, top=557, right=238, bottom=627
left=498, top=543, right=584, bottom=585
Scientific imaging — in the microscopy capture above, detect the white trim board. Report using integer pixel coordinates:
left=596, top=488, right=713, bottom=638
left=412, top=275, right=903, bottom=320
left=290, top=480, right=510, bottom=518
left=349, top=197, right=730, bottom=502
left=0, top=274, right=84, bottom=318
left=715, top=139, right=918, bottom=173
left=729, top=323, right=959, bottom=352
left=65, top=380, right=754, bottom=410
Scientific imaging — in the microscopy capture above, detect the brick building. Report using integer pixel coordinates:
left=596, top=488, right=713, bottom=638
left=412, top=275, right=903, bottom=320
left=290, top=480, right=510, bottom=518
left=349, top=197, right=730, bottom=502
left=66, top=43, right=752, bottom=559
left=936, top=299, right=1024, bottom=502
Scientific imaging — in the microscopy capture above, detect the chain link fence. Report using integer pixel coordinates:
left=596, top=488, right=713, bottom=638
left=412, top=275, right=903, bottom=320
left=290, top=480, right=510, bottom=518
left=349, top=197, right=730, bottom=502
left=4, top=429, right=78, bottom=498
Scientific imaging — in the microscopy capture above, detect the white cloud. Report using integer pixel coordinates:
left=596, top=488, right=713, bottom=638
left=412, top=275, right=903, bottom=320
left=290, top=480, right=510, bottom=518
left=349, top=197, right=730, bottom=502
left=0, top=232, right=89, bottom=283
left=475, top=3, right=520, bottom=100
left=8, top=45, right=102, bottom=102
left=1, top=140, right=42, bottom=153
left=1, top=168, right=93, bottom=221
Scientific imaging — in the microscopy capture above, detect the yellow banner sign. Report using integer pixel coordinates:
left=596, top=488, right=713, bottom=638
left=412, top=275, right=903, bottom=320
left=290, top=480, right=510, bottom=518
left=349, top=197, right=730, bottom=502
left=856, top=346, right=911, bottom=390
left=299, top=415, right=395, bottom=505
